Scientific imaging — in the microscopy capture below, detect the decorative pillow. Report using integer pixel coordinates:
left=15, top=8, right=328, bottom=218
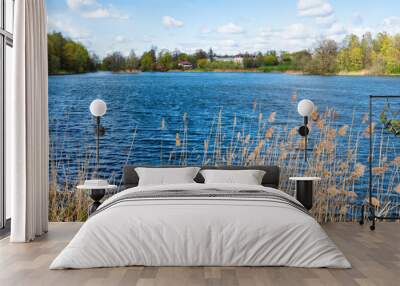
left=135, top=167, right=200, bottom=186
left=200, top=169, right=266, bottom=185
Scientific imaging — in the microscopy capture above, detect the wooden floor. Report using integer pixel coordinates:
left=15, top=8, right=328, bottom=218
left=0, top=223, right=399, bottom=286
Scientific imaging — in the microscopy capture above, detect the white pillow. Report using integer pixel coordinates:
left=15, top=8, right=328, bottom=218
left=135, top=167, right=200, bottom=186
left=200, top=169, right=266, bottom=185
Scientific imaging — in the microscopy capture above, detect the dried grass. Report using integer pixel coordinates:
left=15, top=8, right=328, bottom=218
left=49, top=100, right=400, bottom=223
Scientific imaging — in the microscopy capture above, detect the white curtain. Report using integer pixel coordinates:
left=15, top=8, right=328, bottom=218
left=7, top=0, right=49, bottom=242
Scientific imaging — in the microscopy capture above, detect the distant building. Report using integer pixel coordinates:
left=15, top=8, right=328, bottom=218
left=178, top=61, right=193, bottom=70
left=213, top=54, right=251, bottom=65
left=214, top=55, right=235, bottom=62
left=233, top=55, right=244, bottom=65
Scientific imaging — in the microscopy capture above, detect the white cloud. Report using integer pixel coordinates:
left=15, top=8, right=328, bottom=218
left=217, top=23, right=244, bottom=34
left=66, top=0, right=128, bottom=20
left=349, top=26, right=374, bottom=38
left=256, top=24, right=316, bottom=52
left=84, top=6, right=129, bottom=19
left=323, top=22, right=347, bottom=42
left=382, top=16, right=400, bottom=35
left=259, top=27, right=280, bottom=38
left=48, top=17, right=91, bottom=43
left=215, top=40, right=241, bottom=54
left=81, top=8, right=110, bottom=18
left=284, top=23, right=313, bottom=40
left=316, top=14, right=336, bottom=26
left=220, top=39, right=238, bottom=48
left=162, top=16, right=184, bottom=28
left=298, top=0, right=334, bottom=18
left=325, top=23, right=346, bottom=36
left=66, top=0, right=97, bottom=10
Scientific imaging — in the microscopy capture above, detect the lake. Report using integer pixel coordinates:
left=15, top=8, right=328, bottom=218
left=49, top=72, right=400, bottom=204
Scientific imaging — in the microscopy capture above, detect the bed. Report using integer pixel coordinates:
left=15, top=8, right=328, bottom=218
left=50, top=166, right=351, bottom=269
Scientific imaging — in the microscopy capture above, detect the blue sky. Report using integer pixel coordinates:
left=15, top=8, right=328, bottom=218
left=46, top=0, right=400, bottom=57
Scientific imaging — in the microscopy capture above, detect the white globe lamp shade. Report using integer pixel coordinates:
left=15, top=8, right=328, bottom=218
left=90, top=99, right=107, bottom=117
left=297, top=99, right=315, bottom=117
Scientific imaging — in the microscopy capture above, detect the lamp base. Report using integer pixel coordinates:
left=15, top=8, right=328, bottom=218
left=88, top=189, right=105, bottom=215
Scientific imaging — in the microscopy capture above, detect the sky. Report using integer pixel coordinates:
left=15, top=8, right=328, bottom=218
left=46, top=0, right=400, bottom=57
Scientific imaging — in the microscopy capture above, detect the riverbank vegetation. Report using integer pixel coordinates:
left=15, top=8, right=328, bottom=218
left=48, top=31, right=400, bottom=75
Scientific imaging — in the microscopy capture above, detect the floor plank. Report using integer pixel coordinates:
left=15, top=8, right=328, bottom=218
left=0, top=222, right=399, bottom=286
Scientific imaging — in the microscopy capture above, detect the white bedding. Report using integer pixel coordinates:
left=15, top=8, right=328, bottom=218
left=50, top=183, right=351, bottom=269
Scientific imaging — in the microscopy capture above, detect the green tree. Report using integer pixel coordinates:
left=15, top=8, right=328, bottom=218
left=361, top=32, right=373, bottom=68
left=194, top=49, right=208, bottom=61
left=47, top=32, right=96, bottom=74
left=63, top=41, right=90, bottom=73
left=371, top=33, right=400, bottom=74
left=88, top=53, right=101, bottom=72
left=255, top=52, right=265, bottom=67
left=279, top=51, right=292, bottom=65
left=264, top=51, right=279, bottom=66
left=208, top=48, right=215, bottom=62
left=291, top=50, right=312, bottom=70
left=338, top=35, right=363, bottom=71
left=158, top=50, right=173, bottom=71
left=242, top=53, right=256, bottom=68
left=102, top=52, right=126, bottom=72
left=197, top=58, right=209, bottom=69
left=140, top=50, right=156, bottom=71
left=126, top=50, right=139, bottom=71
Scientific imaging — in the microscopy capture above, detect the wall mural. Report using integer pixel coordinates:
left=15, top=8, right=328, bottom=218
left=46, top=1, right=400, bottom=222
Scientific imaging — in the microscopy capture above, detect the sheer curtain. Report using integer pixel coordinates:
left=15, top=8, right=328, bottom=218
left=7, top=0, right=49, bottom=242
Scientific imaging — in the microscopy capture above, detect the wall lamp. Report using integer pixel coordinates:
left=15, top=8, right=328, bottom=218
left=297, top=99, right=315, bottom=161
left=90, top=99, right=107, bottom=173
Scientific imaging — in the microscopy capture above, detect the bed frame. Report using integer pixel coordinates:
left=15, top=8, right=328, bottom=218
left=122, top=165, right=280, bottom=190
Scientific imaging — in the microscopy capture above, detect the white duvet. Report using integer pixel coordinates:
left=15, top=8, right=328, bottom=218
left=50, top=183, right=351, bottom=269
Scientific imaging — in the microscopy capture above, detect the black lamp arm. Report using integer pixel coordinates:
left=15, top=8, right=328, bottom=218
left=304, top=116, right=308, bottom=161
left=96, top=116, right=100, bottom=174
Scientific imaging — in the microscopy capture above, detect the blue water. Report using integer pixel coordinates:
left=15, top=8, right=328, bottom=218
left=49, top=72, right=400, bottom=188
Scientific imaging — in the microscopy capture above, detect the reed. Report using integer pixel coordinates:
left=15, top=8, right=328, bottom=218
left=49, top=99, right=400, bottom=223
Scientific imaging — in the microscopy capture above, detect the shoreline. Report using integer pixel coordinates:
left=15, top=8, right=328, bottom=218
left=49, top=69, right=400, bottom=77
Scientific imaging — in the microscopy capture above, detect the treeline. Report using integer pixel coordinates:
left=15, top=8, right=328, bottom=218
left=48, top=31, right=400, bottom=75
left=48, top=32, right=101, bottom=74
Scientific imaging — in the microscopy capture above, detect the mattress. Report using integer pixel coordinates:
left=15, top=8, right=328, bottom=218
left=50, top=183, right=351, bottom=269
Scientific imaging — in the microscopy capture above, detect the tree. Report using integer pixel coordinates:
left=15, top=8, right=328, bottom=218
left=242, top=53, right=256, bottom=68
left=88, top=53, right=101, bottom=72
left=63, top=41, right=90, bottom=73
left=308, top=39, right=338, bottom=74
left=361, top=32, right=373, bottom=68
left=197, top=58, right=209, bottom=69
left=47, top=32, right=97, bottom=74
left=194, top=49, right=208, bottom=61
left=279, top=51, right=292, bottom=65
left=102, top=52, right=126, bottom=72
left=264, top=51, right=279, bottom=66
left=291, top=50, right=312, bottom=70
left=337, top=34, right=363, bottom=71
left=158, top=50, right=173, bottom=71
left=255, top=52, right=265, bottom=67
left=371, top=32, right=400, bottom=74
left=208, top=48, right=215, bottom=62
left=48, top=32, right=67, bottom=73
left=140, top=50, right=156, bottom=71
left=126, top=50, right=139, bottom=71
